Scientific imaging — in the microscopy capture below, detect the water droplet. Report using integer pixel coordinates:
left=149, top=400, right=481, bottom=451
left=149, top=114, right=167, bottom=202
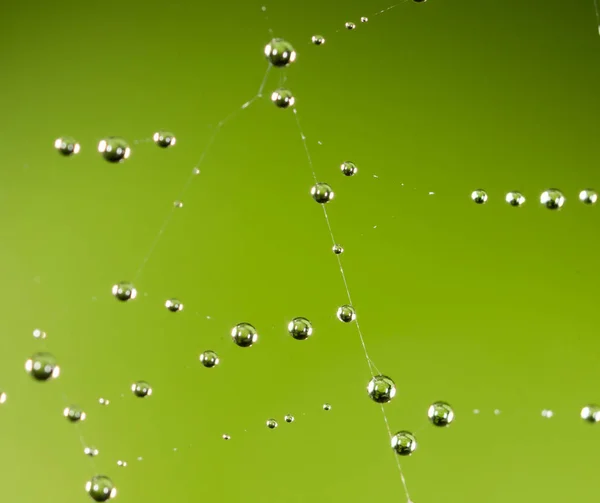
left=391, top=431, right=417, bottom=456
left=33, top=328, right=47, bottom=339
left=98, top=397, right=110, bottom=406
left=311, top=182, right=334, bottom=204
left=345, top=22, right=356, bottom=30
left=231, top=322, right=258, bottom=347
left=581, top=405, right=600, bottom=423
left=332, top=244, right=344, bottom=255
left=264, top=38, right=297, bottom=67
left=165, top=298, right=183, bottom=312
left=131, top=381, right=152, bottom=398
left=84, top=446, right=99, bottom=457
left=25, top=353, right=60, bottom=381
left=413, top=0, right=427, bottom=3
left=137, top=456, right=143, bottom=461
left=471, top=189, right=488, bottom=204
left=323, top=403, right=332, bottom=411
left=116, top=460, right=127, bottom=467
left=336, top=304, right=356, bottom=323
left=505, top=191, right=526, bottom=207
left=193, top=167, right=201, bottom=175
left=494, top=409, right=501, bottom=415
left=54, top=136, right=80, bottom=156
left=427, top=402, right=454, bottom=427
left=271, top=88, right=295, bottom=108
left=579, top=189, right=597, bottom=205
left=367, top=375, right=396, bottom=403
left=284, top=415, right=295, bottom=423
left=340, top=161, right=358, bottom=177
left=541, top=409, right=554, bottom=418
left=64, top=406, right=86, bottom=423
left=199, top=350, right=220, bottom=368
left=98, top=137, right=131, bottom=163
left=361, top=16, right=368, bottom=22
left=153, top=131, right=176, bottom=148
left=0, top=390, right=6, bottom=404
left=86, top=475, right=117, bottom=502
left=173, top=200, right=184, bottom=208
left=112, top=282, right=137, bottom=302
left=473, top=409, right=480, bottom=414
left=312, top=35, right=325, bottom=45
left=287, top=317, right=313, bottom=341
left=540, top=189, right=565, bottom=209
left=266, top=419, right=278, bottom=429
left=222, top=434, right=231, bottom=440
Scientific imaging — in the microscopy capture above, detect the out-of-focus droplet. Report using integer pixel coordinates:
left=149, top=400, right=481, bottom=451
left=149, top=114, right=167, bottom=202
left=55, top=136, right=81, bottom=156
left=165, top=298, right=183, bottom=312
left=0, top=390, right=6, bottom=405
left=361, top=16, right=368, bottom=22
left=323, top=403, right=332, bottom=411
left=98, top=398, right=110, bottom=406
left=33, top=328, right=47, bottom=339
left=117, top=460, right=127, bottom=467
left=345, top=22, right=356, bottom=30
left=312, top=35, right=325, bottom=45
left=173, top=200, right=183, bottom=208
left=284, top=415, right=295, bottom=423
left=84, top=446, right=99, bottom=457
left=222, top=434, right=231, bottom=440
left=581, top=405, right=600, bottom=423
left=64, top=406, right=86, bottom=423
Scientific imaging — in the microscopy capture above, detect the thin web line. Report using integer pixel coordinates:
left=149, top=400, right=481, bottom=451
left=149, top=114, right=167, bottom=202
left=292, top=108, right=410, bottom=502
left=594, top=0, right=600, bottom=35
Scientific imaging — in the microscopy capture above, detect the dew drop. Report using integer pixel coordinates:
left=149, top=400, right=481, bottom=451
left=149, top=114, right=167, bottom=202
left=367, top=375, right=396, bottom=404
left=54, top=136, right=81, bottom=156
left=264, top=38, right=297, bottom=67
left=222, top=434, right=231, bottom=440
left=165, top=298, right=183, bottom=312
left=579, top=189, right=597, bottom=205
left=494, top=409, right=501, bottom=415
left=193, top=167, right=201, bottom=175
left=312, top=35, right=325, bottom=45
left=173, top=200, right=184, bottom=208
left=581, top=404, right=600, bottom=423
left=271, top=88, right=295, bottom=109
left=25, top=353, right=60, bottom=381
left=98, top=398, right=110, bottom=406
left=427, top=401, right=454, bottom=427
left=471, top=189, right=488, bottom=204
left=284, top=414, right=295, bottom=423
left=33, top=328, right=47, bottom=339
left=116, top=460, right=127, bottom=467
left=340, top=161, right=358, bottom=177
left=131, top=381, right=152, bottom=398
left=287, top=317, right=313, bottom=341
left=505, top=191, right=526, bottom=207
left=540, top=189, right=565, bottom=209
left=199, top=350, right=220, bottom=368
left=391, top=431, right=417, bottom=456
left=345, top=22, right=356, bottom=30
left=541, top=409, right=554, bottom=418
left=323, top=403, right=332, bottom=411
left=153, top=130, right=176, bottom=148
left=311, top=182, right=334, bottom=203
left=112, top=282, right=137, bottom=302
left=266, top=419, right=278, bottom=429
left=336, top=304, right=356, bottom=323
left=86, top=475, right=117, bottom=502
left=98, top=137, right=131, bottom=163
left=84, top=446, right=99, bottom=457
left=361, top=16, right=369, bottom=22
left=0, top=390, right=6, bottom=404
left=231, top=322, right=258, bottom=347
left=332, top=244, right=344, bottom=255
left=64, top=405, right=86, bottom=423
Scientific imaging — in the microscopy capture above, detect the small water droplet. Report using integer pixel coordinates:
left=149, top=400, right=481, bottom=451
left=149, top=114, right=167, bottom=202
left=199, top=350, right=220, bottom=368
left=471, top=189, right=488, bottom=204
left=540, top=189, right=565, bottom=209
left=266, top=419, right=278, bottom=429
left=98, top=137, right=131, bottom=163
left=473, top=409, right=480, bottom=414
left=505, top=191, right=526, bottom=207
left=63, top=406, right=86, bottom=423
left=494, top=409, right=501, bottom=415
left=311, top=35, right=325, bottom=45
left=336, top=304, right=356, bottom=323
left=54, top=136, right=81, bottom=156
left=153, top=131, right=176, bottom=148
left=360, top=16, right=368, bottom=22
left=391, top=431, right=417, bottom=456
left=112, top=282, right=137, bottom=302
left=117, top=460, right=127, bottom=467
left=581, top=405, right=600, bottom=423
left=131, top=381, right=152, bottom=398
left=427, top=402, right=454, bottom=426
left=137, top=456, right=143, bottom=461
left=311, top=182, right=334, bottom=203
left=345, top=22, right=356, bottom=30
left=231, top=322, right=258, bottom=347
left=98, top=397, right=110, bottom=406
left=541, top=409, right=554, bottom=418
left=86, top=475, right=117, bottom=502
left=193, top=167, right=201, bottom=175
left=323, top=403, right=332, bottom=411
left=333, top=244, right=344, bottom=255
left=173, top=200, right=184, bottom=208
left=579, top=189, right=597, bottom=205
left=287, top=317, right=313, bottom=341
left=25, top=353, right=60, bottom=381
left=340, top=161, right=358, bottom=177
left=367, top=375, right=396, bottom=403
left=271, top=89, right=295, bottom=108
left=222, top=434, right=231, bottom=440
left=284, top=415, right=295, bottom=423
left=264, top=38, right=297, bottom=67
left=165, top=298, right=183, bottom=312
left=84, top=446, right=99, bottom=457
left=33, top=328, right=47, bottom=340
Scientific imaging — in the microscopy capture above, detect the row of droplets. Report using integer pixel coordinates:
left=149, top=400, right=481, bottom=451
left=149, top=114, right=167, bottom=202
left=471, top=189, right=597, bottom=207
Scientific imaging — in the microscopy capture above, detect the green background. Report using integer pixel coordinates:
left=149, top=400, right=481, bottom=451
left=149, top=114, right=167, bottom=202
left=1, top=0, right=599, bottom=501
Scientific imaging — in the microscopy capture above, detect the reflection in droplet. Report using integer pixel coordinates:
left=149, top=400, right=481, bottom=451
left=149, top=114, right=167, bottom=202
left=323, top=403, right=332, bottom=411
left=391, top=431, right=417, bottom=456
left=340, top=161, right=358, bottom=177
left=333, top=244, right=344, bottom=255
left=284, top=415, right=295, bottom=423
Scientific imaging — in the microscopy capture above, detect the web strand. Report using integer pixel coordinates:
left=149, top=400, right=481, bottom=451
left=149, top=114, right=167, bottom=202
left=594, top=0, right=600, bottom=35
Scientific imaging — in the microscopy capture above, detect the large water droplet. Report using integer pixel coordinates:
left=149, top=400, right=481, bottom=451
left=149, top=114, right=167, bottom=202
left=264, top=38, right=297, bottom=67
left=340, top=161, right=358, bottom=177
left=311, top=182, right=334, bottom=203
left=231, top=322, right=258, bottom=347
left=266, top=419, right=278, bottom=429
left=199, top=350, right=219, bottom=368
left=579, top=189, right=597, bottom=205
left=112, top=282, right=137, bottom=302
left=581, top=405, right=600, bottom=423
left=367, top=375, right=396, bottom=403
left=271, top=88, right=295, bottom=108
left=25, top=353, right=60, bottom=381
left=153, top=131, right=176, bottom=148
left=288, top=317, right=313, bottom=341
left=86, top=475, right=117, bottom=502
left=98, top=137, right=131, bottom=163
left=54, top=136, right=81, bottom=156
left=64, top=406, right=86, bottom=423
left=391, top=431, right=417, bottom=456
left=336, top=304, right=356, bottom=323
left=311, top=35, right=325, bottom=45
left=427, top=402, right=454, bottom=427
left=131, top=381, right=152, bottom=398
left=165, top=298, right=183, bottom=312
left=540, top=189, right=565, bottom=209
left=505, top=191, right=526, bottom=207
left=471, top=189, right=487, bottom=204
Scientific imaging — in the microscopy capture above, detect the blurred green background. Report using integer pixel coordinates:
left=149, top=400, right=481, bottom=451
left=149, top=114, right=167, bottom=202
left=1, top=0, right=599, bottom=501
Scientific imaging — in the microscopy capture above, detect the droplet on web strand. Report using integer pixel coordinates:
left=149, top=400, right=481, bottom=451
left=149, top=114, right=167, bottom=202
left=54, top=136, right=80, bottom=156
left=264, top=38, right=296, bottom=67
left=98, top=137, right=131, bottom=163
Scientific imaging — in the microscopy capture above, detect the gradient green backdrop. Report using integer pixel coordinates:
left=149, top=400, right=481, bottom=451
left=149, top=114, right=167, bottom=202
left=1, top=0, right=599, bottom=501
